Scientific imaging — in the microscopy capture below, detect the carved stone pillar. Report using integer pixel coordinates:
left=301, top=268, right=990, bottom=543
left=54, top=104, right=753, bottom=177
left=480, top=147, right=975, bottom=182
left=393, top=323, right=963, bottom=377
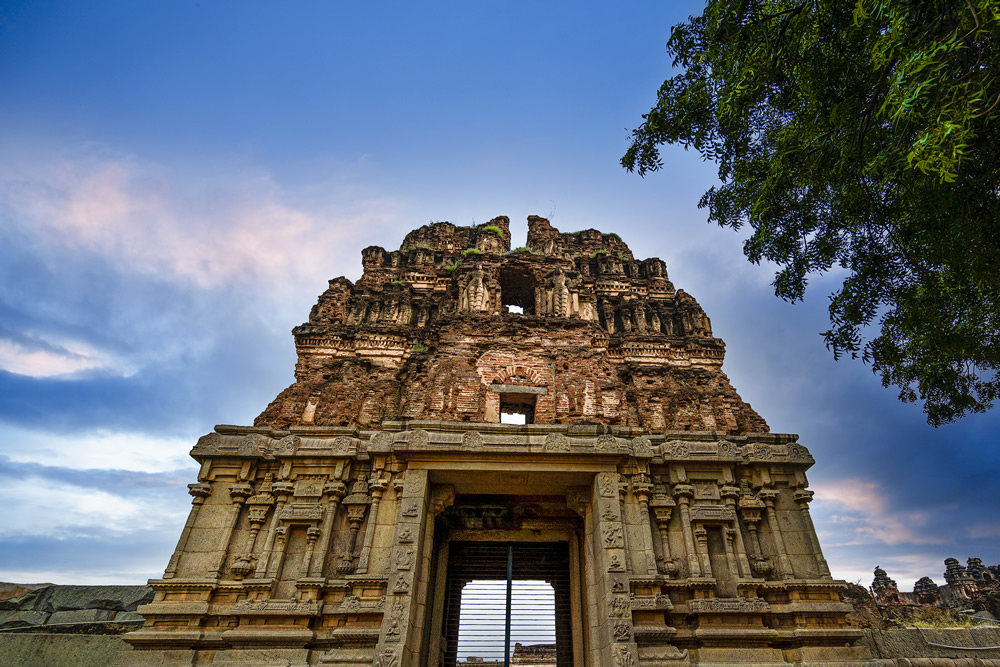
left=693, top=525, right=711, bottom=578
left=739, top=500, right=770, bottom=579
left=595, top=472, right=639, bottom=667
left=355, top=474, right=388, bottom=574
left=163, top=482, right=211, bottom=579
left=759, top=489, right=793, bottom=579
left=631, top=474, right=657, bottom=575
left=723, top=526, right=741, bottom=585
left=254, top=480, right=294, bottom=578
left=672, top=484, right=700, bottom=577
left=209, top=482, right=252, bottom=578
left=370, top=469, right=431, bottom=667
left=794, top=489, right=832, bottom=577
left=616, top=477, right=632, bottom=574
left=721, top=485, right=751, bottom=577
left=337, top=478, right=371, bottom=574
left=267, top=526, right=288, bottom=578
left=649, top=492, right=679, bottom=577
left=308, top=479, right=346, bottom=578
left=230, top=505, right=268, bottom=579
left=301, top=526, right=321, bottom=576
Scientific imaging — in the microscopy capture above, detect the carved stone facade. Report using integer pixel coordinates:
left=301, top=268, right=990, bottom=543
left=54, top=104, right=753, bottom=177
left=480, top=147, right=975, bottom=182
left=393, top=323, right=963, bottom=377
left=124, top=218, right=871, bottom=665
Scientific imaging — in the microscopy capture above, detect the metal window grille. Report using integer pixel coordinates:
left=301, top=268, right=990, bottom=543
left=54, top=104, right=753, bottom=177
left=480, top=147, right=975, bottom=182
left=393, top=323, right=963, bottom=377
left=443, top=542, right=572, bottom=667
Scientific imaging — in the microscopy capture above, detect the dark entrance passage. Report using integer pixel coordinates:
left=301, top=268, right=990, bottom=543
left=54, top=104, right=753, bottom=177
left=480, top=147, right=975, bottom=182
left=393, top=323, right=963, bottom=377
left=443, top=542, right=572, bottom=666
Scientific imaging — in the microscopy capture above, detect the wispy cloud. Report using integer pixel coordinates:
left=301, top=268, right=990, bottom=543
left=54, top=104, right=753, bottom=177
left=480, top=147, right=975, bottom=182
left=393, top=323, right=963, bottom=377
left=813, top=477, right=940, bottom=546
left=0, top=472, right=188, bottom=539
left=0, top=152, right=395, bottom=291
left=0, top=336, right=121, bottom=377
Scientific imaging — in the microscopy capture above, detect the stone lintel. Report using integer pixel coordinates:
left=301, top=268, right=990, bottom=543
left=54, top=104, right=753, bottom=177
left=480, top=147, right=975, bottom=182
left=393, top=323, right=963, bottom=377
left=489, top=383, right=547, bottom=395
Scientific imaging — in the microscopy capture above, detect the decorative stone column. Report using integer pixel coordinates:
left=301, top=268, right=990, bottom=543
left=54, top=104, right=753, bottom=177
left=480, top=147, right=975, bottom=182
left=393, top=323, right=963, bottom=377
left=267, top=526, right=289, bottom=578
left=372, top=469, right=432, bottom=667
left=594, top=472, right=639, bottom=667
left=355, top=474, right=388, bottom=574
left=759, top=489, right=793, bottom=579
left=337, top=478, right=371, bottom=574
left=300, top=526, right=322, bottom=576
left=254, top=480, right=294, bottom=578
left=616, top=476, right=632, bottom=574
left=230, top=506, right=269, bottom=579
left=793, top=489, right=832, bottom=577
left=721, top=485, right=751, bottom=577
left=672, top=484, right=700, bottom=577
left=209, top=482, right=252, bottom=578
left=631, top=473, right=657, bottom=575
left=693, top=525, right=711, bottom=578
left=649, top=492, right=679, bottom=577
left=163, top=482, right=211, bottom=579
left=308, top=478, right=346, bottom=578
left=738, top=496, right=770, bottom=579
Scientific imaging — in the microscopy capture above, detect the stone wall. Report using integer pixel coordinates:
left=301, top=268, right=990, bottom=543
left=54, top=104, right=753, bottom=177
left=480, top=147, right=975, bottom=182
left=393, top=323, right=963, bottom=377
left=862, top=627, right=1000, bottom=663
left=0, top=583, right=151, bottom=630
left=0, top=634, right=134, bottom=667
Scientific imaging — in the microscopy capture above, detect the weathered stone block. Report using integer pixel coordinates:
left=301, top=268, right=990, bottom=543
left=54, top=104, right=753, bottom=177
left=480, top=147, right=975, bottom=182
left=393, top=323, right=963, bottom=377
left=48, top=608, right=116, bottom=624
left=0, top=610, right=49, bottom=628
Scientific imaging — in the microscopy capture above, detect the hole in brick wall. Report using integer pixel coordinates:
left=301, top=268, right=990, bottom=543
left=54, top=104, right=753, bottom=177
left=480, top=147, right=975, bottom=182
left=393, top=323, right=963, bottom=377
left=500, top=394, right=535, bottom=424
left=500, top=267, right=536, bottom=315
left=501, top=411, right=527, bottom=425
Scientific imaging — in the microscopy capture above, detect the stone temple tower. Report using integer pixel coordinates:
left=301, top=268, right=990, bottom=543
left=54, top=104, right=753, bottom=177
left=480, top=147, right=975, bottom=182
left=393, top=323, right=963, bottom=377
left=124, top=217, right=868, bottom=665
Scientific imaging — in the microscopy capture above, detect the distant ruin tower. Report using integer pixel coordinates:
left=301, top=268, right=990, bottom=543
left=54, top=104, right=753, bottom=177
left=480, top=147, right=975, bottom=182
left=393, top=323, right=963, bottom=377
left=124, top=217, right=867, bottom=666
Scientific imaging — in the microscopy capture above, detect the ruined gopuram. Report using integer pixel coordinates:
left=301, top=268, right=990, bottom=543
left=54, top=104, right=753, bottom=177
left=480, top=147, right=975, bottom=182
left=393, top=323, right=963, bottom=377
left=124, top=216, right=868, bottom=665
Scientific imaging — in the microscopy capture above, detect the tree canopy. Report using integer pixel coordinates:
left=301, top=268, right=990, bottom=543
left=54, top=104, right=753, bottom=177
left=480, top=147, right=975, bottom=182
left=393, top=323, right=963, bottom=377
left=623, top=0, right=1000, bottom=425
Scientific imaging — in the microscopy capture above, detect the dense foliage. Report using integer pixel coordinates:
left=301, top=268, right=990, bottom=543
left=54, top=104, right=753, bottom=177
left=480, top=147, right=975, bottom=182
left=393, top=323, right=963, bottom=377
left=624, top=0, right=1000, bottom=425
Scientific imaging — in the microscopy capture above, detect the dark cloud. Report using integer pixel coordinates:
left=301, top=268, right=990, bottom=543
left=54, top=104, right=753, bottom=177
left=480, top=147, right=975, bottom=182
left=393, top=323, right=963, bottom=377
left=0, top=533, right=177, bottom=583
left=0, top=455, right=194, bottom=498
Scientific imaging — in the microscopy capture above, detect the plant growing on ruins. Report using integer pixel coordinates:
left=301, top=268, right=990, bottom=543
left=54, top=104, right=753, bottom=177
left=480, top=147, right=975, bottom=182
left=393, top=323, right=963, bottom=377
left=462, top=248, right=483, bottom=256
left=590, top=249, right=609, bottom=259
left=481, top=225, right=504, bottom=236
left=443, top=258, right=463, bottom=271
left=623, top=0, right=1000, bottom=425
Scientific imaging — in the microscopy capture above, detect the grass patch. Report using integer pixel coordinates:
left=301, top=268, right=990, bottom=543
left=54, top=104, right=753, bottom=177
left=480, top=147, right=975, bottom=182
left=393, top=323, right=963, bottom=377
left=462, top=248, right=483, bottom=256
left=443, top=257, right=463, bottom=271
left=509, top=246, right=543, bottom=255
left=481, top=224, right=504, bottom=236
left=590, top=249, right=609, bottom=258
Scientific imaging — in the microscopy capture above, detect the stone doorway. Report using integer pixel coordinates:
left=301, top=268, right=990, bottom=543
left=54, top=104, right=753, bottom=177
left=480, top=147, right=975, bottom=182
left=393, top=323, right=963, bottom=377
left=442, top=542, right=572, bottom=667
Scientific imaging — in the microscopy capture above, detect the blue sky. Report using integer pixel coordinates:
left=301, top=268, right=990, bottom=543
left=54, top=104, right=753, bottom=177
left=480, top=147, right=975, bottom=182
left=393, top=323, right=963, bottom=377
left=0, top=0, right=996, bottom=589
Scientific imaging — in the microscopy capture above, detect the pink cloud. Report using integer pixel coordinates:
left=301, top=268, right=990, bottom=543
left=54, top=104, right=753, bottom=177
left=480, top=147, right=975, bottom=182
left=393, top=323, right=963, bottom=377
left=2, top=155, right=398, bottom=291
left=812, top=478, right=941, bottom=546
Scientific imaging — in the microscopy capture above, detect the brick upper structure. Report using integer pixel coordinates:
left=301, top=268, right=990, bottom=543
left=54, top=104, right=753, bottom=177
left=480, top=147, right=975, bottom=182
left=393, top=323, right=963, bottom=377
left=256, top=215, right=767, bottom=433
